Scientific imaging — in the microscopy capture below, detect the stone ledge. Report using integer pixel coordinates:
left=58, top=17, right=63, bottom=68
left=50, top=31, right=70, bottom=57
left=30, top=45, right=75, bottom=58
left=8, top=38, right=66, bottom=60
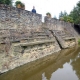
left=64, top=37, right=75, bottom=40
left=14, top=39, right=55, bottom=47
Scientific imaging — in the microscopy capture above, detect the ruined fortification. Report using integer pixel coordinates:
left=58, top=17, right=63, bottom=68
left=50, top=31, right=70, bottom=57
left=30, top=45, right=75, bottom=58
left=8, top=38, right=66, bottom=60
left=0, top=5, right=78, bottom=74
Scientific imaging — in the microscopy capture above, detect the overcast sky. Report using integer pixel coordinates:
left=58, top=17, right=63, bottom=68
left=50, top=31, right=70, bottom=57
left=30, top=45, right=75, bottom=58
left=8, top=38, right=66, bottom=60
left=14, top=0, right=79, bottom=18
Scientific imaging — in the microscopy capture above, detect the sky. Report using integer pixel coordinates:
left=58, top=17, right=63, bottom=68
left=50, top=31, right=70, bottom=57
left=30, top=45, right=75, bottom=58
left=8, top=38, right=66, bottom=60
left=14, top=0, right=79, bottom=18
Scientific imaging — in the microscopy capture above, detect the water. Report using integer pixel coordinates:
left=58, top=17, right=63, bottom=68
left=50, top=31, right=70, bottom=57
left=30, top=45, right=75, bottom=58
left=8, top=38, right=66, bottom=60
left=0, top=46, right=80, bottom=80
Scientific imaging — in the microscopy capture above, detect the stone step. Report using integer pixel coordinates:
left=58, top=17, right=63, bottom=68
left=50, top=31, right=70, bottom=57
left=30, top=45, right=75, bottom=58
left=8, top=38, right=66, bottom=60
left=61, top=35, right=74, bottom=38
left=56, top=31, right=66, bottom=34
left=10, top=36, right=49, bottom=43
left=33, top=33, right=46, bottom=36
left=14, top=39, right=55, bottom=47
left=33, top=34, right=48, bottom=37
left=63, top=37, right=75, bottom=40
left=33, top=31, right=45, bottom=33
left=33, top=36, right=48, bottom=39
left=58, top=33, right=66, bottom=36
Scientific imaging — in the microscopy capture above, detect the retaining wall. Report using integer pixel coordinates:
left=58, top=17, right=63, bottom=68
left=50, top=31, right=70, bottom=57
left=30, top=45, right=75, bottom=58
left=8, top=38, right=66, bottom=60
left=0, top=5, right=79, bottom=74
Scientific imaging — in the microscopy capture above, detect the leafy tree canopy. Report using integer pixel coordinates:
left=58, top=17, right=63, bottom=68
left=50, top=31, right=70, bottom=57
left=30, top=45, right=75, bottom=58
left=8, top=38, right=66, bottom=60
left=59, top=1, right=80, bottom=24
left=0, top=0, right=13, bottom=5
left=59, top=11, right=73, bottom=23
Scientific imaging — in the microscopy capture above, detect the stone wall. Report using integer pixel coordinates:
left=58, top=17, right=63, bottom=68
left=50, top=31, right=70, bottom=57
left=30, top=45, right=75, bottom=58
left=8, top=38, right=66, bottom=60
left=0, top=5, right=78, bottom=74
left=0, top=5, right=42, bottom=29
left=44, top=17, right=78, bottom=37
left=44, top=17, right=64, bottom=30
left=0, top=5, right=78, bottom=43
left=44, top=17, right=77, bottom=48
left=0, top=38, right=61, bottom=74
left=0, top=5, right=42, bottom=43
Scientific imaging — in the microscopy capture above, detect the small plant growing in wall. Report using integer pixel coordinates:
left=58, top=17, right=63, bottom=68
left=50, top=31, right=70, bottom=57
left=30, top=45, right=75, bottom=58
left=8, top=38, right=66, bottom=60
left=15, top=1, right=21, bottom=8
left=78, top=39, right=80, bottom=45
left=15, top=0, right=25, bottom=9
left=20, top=3, right=25, bottom=9
left=46, top=12, right=52, bottom=18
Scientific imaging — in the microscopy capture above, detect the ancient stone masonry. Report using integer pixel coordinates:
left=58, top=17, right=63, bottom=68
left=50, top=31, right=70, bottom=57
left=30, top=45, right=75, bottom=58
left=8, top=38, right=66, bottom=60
left=0, top=4, right=42, bottom=43
left=44, top=17, right=77, bottom=48
left=44, top=17, right=63, bottom=30
left=0, top=5, right=78, bottom=74
left=0, top=5, right=42, bottom=29
left=44, top=16, right=78, bottom=35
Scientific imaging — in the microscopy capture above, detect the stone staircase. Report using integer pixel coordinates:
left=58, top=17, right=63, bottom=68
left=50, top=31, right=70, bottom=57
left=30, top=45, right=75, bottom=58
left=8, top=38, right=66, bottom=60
left=0, top=29, right=51, bottom=43
left=52, top=30, right=76, bottom=48
left=9, top=29, right=54, bottom=43
left=31, top=30, right=53, bottom=40
left=56, top=30, right=74, bottom=39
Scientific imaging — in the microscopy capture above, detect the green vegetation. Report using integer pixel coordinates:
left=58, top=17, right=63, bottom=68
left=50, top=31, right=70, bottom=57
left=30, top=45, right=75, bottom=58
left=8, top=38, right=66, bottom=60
left=78, top=39, right=80, bottom=45
left=59, top=1, right=80, bottom=24
left=0, top=0, right=25, bottom=9
left=15, top=1, right=22, bottom=7
left=15, top=1, right=25, bottom=9
left=0, top=0, right=4, bottom=4
left=46, top=12, right=52, bottom=18
left=59, top=11, right=73, bottom=23
left=0, top=0, right=13, bottom=5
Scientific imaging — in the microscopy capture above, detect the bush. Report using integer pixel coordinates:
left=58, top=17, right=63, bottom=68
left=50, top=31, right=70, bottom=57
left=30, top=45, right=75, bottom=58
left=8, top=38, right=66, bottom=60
left=46, top=12, right=51, bottom=18
left=0, top=0, right=13, bottom=5
left=0, top=0, right=4, bottom=4
left=15, top=1, right=25, bottom=9
left=78, top=39, right=80, bottom=44
left=15, top=1, right=22, bottom=7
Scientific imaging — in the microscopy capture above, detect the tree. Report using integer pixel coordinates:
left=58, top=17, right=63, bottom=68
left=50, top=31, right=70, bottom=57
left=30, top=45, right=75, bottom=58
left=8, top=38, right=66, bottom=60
left=64, top=16, right=73, bottom=23
left=4, top=0, right=13, bottom=5
left=77, top=1, right=80, bottom=7
left=59, top=11, right=68, bottom=19
left=0, top=0, right=13, bottom=5
left=59, top=11, right=64, bottom=19
left=59, top=1, right=80, bottom=24
left=69, top=7, right=79, bottom=24
left=59, top=11, right=73, bottom=23
left=53, top=15, right=57, bottom=19
left=69, top=1, right=80, bottom=24
left=0, top=0, right=4, bottom=4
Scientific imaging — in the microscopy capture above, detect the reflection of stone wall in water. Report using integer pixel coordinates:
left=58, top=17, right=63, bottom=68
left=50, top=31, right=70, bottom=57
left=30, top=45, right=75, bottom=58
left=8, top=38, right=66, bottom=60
left=0, top=47, right=78, bottom=80
left=71, top=53, right=80, bottom=79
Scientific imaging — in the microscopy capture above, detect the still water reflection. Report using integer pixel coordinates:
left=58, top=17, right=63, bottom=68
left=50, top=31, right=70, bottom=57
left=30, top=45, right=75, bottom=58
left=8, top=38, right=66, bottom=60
left=0, top=46, right=80, bottom=80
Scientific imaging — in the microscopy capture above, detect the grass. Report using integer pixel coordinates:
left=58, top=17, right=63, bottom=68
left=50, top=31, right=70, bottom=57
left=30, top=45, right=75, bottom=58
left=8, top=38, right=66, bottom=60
left=78, top=39, right=80, bottom=45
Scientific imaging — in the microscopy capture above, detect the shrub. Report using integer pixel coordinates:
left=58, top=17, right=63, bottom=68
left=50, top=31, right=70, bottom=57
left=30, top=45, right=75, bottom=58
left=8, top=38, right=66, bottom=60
left=78, top=39, right=80, bottom=44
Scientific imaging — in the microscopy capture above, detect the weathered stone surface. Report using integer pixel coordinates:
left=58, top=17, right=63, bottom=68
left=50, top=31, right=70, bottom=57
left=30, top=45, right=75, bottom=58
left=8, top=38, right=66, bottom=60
left=0, top=39, right=61, bottom=74
left=44, top=16, right=78, bottom=38
left=0, top=6, right=42, bottom=29
left=52, top=30, right=76, bottom=48
left=0, top=5, right=78, bottom=74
